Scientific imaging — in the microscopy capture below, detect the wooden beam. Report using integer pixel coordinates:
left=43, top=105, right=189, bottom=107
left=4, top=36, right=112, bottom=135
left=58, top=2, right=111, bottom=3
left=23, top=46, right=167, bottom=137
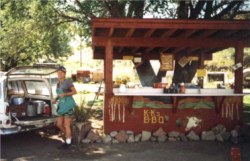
left=188, top=48, right=201, bottom=54
left=198, top=30, right=218, bottom=38
left=182, top=29, right=198, bottom=38
left=108, top=28, right=114, bottom=37
left=144, top=29, right=156, bottom=38
left=118, top=47, right=123, bottom=54
left=104, top=40, right=113, bottom=133
left=144, top=47, right=168, bottom=54
left=198, top=53, right=206, bottom=88
left=144, top=47, right=155, bottom=54
left=94, top=49, right=217, bottom=60
left=218, top=30, right=236, bottom=38
left=92, top=18, right=250, bottom=30
left=160, top=29, right=177, bottom=38
left=125, top=28, right=135, bottom=37
left=173, top=47, right=187, bottom=54
left=234, top=43, right=244, bottom=93
left=117, top=29, right=135, bottom=53
left=132, top=47, right=140, bottom=54
left=104, top=40, right=113, bottom=94
left=93, top=37, right=250, bottom=48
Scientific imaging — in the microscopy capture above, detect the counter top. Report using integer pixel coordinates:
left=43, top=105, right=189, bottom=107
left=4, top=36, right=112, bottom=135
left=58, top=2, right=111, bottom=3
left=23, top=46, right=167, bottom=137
left=113, top=88, right=249, bottom=96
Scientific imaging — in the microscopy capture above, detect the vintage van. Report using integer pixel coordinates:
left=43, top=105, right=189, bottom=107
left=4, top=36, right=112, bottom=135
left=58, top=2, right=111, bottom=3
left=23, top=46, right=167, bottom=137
left=0, top=64, right=59, bottom=135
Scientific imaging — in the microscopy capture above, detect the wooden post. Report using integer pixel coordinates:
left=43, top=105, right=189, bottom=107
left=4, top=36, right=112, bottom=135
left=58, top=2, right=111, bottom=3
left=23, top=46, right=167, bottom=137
left=104, top=40, right=113, bottom=134
left=234, top=43, right=243, bottom=94
left=198, top=53, right=205, bottom=88
left=234, top=43, right=244, bottom=124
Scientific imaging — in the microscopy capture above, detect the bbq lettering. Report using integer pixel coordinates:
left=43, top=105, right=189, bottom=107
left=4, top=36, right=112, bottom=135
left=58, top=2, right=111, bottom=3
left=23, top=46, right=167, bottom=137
left=144, top=110, right=164, bottom=124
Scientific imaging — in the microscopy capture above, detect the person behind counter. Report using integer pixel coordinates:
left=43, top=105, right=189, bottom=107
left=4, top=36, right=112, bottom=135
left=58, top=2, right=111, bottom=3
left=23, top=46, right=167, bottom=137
left=53, top=66, right=77, bottom=149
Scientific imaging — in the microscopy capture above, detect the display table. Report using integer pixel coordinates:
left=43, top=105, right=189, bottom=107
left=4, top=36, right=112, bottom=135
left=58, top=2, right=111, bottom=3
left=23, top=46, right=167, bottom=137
left=113, top=88, right=248, bottom=113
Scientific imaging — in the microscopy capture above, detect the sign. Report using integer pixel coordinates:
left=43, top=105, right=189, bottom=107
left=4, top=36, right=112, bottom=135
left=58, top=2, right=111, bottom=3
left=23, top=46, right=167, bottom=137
left=134, top=57, right=142, bottom=63
left=197, top=68, right=207, bottom=77
left=232, top=62, right=242, bottom=71
left=123, top=56, right=134, bottom=60
left=188, top=56, right=198, bottom=61
left=160, top=53, right=174, bottom=71
left=144, top=109, right=164, bottom=124
left=178, top=56, right=190, bottom=68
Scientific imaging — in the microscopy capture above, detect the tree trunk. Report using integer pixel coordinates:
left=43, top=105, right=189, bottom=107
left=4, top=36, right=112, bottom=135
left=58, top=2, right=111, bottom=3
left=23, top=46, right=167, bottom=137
left=72, top=121, right=92, bottom=144
left=135, top=60, right=157, bottom=86
left=172, top=60, right=198, bottom=84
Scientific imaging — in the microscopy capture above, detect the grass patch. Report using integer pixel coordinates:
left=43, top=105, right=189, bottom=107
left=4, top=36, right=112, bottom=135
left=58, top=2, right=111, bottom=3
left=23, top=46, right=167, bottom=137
left=244, top=95, right=250, bottom=111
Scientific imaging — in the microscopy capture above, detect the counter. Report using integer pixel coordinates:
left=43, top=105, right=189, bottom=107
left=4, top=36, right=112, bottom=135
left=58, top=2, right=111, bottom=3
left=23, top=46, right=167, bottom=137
left=113, top=88, right=247, bottom=96
left=113, top=88, right=249, bottom=113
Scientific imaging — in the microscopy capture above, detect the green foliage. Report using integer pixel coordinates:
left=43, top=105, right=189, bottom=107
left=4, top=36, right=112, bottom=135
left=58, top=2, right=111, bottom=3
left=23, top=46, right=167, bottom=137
left=0, top=0, right=72, bottom=71
left=205, top=48, right=235, bottom=71
left=244, top=95, right=250, bottom=108
left=244, top=48, right=250, bottom=68
left=74, top=94, right=94, bottom=122
left=205, top=47, right=250, bottom=70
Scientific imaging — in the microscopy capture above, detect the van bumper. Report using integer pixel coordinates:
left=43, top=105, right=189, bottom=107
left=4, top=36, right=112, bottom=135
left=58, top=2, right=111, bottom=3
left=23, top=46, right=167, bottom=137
left=0, top=119, right=56, bottom=135
left=0, top=126, right=21, bottom=135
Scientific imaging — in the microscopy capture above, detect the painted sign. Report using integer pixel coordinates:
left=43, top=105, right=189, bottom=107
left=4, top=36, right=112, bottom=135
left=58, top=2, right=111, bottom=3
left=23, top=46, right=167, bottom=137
left=197, top=68, right=207, bottom=77
left=123, top=56, right=134, bottom=60
left=160, top=53, right=174, bottom=71
left=143, top=109, right=164, bottom=124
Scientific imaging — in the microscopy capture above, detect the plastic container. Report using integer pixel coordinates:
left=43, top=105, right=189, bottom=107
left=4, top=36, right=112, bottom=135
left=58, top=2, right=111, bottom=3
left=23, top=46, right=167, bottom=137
left=179, top=82, right=186, bottom=94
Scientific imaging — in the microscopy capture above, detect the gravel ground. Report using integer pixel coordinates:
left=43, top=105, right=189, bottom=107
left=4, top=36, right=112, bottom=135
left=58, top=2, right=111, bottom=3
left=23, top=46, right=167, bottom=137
left=1, top=131, right=250, bottom=161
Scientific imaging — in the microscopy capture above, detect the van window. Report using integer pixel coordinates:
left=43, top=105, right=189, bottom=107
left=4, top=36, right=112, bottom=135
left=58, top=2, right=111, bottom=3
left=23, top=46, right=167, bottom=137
left=8, top=81, right=24, bottom=95
left=0, top=83, right=2, bottom=99
left=25, top=81, right=49, bottom=96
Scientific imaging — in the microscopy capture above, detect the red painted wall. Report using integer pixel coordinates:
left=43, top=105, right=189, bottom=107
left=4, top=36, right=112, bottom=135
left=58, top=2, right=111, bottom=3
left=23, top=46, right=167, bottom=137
left=103, top=96, right=243, bottom=134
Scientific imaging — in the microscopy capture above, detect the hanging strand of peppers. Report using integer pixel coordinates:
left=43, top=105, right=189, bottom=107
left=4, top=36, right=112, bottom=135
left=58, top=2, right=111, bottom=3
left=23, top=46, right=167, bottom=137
left=108, top=96, right=129, bottom=123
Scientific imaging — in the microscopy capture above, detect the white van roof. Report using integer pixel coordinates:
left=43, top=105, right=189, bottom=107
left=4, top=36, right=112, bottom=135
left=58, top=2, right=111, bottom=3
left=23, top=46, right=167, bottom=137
left=7, top=65, right=59, bottom=76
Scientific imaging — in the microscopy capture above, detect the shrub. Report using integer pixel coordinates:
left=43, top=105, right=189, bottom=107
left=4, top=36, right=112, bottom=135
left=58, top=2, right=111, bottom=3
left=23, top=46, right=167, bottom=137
left=73, top=96, right=93, bottom=122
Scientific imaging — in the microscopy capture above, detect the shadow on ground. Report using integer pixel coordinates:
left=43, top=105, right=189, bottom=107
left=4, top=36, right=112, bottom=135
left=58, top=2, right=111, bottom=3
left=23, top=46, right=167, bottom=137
left=1, top=130, right=250, bottom=161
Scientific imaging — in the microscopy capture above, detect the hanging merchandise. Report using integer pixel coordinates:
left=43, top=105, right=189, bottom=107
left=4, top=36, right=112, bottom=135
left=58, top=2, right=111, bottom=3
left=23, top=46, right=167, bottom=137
left=123, top=56, right=134, bottom=60
left=221, top=102, right=240, bottom=120
left=178, top=56, right=190, bottom=68
left=159, top=53, right=174, bottom=71
left=232, top=62, right=242, bottom=71
left=197, top=68, right=207, bottom=77
left=108, top=96, right=129, bottom=123
left=188, top=56, right=199, bottom=61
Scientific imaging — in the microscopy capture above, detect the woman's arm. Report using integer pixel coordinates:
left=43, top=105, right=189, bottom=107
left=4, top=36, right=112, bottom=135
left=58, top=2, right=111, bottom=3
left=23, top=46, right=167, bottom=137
left=66, top=86, right=77, bottom=96
left=60, top=86, right=77, bottom=97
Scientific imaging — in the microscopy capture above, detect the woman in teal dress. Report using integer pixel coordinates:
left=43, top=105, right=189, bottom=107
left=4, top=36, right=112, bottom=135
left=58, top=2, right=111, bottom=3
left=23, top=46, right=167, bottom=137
left=53, top=66, right=77, bottom=149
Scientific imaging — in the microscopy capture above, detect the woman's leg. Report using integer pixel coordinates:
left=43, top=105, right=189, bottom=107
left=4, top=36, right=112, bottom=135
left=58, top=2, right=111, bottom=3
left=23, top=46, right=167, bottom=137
left=56, top=116, right=65, bottom=134
left=64, top=116, right=72, bottom=144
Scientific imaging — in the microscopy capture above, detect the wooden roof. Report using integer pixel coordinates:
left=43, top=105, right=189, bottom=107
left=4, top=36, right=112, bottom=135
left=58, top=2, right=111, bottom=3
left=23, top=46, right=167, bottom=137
left=92, top=18, right=250, bottom=60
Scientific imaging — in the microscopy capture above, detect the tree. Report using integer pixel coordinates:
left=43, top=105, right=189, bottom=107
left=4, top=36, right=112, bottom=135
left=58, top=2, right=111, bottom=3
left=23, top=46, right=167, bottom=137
left=0, top=0, right=72, bottom=71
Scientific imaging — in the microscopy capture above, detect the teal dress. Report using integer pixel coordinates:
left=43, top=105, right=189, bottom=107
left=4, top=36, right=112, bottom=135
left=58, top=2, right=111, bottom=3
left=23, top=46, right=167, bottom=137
left=56, top=80, right=76, bottom=116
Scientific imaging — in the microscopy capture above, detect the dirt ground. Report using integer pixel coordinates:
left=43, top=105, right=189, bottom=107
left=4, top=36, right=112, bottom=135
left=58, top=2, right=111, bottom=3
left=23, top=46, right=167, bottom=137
left=1, top=130, right=250, bottom=161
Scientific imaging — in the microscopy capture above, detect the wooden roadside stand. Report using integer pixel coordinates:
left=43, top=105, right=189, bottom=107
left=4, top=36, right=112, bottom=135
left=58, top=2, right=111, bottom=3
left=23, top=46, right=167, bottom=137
left=91, top=18, right=250, bottom=135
